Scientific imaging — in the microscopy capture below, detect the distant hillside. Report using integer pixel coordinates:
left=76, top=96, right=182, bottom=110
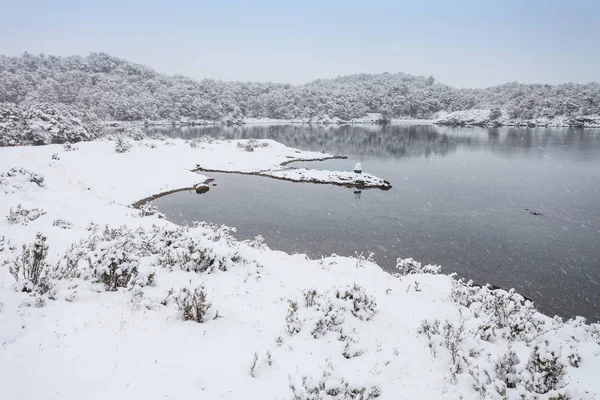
left=1, top=52, right=599, bottom=123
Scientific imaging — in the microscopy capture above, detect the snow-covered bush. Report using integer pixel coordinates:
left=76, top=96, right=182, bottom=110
left=450, top=279, right=539, bottom=341
left=51, top=224, right=254, bottom=290
left=289, top=370, right=381, bottom=400
left=6, top=233, right=49, bottom=290
left=0, top=168, right=45, bottom=193
left=6, top=204, right=46, bottom=225
left=303, top=288, right=318, bottom=307
left=122, top=126, right=146, bottom=141
left=115, top=136, right=132, bottom=153
left=443, top=321, right=465, bottom=383
left=175, top=285, right=212, bottom=323
left=335, top=284, right=377, bottom=321
left=188, top=136, right=215, bottom=148
left=393, top=257, right=440, bottom=276
left=244, top=235, right=268, bottom=251
left=526, top=341, right=566, bottom=395
left=417, top=319, right=441, bottom=357
left=52, top=218, right=73, bottom=229
left=286, top=300, right=302, bottom=335
left=138, top=203, right=166, bottom=219
left=237, top=139, right=269, bottom=152
left=286, top=284, right=377, bottom=343
left=51, top=153, right=60, bottom=160
left=63, top=142, right=78, bottom=151
left=157, top=224, right=245, bottom=273
left=354, top=251, right=375, bottom=268
left=92, top=244, right=139, bottom=291
left=495, top=347, right=520, bottom=389
left=0, top=235, right=16, bottom=253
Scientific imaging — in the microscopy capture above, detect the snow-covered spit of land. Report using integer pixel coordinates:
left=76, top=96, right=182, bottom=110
left=1, top=136, right=599, bottom=400
left=435, top=109, right=600, bottom=128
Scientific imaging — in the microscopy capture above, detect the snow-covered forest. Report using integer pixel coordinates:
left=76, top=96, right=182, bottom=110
left=1, top=52, right=599, bottom=123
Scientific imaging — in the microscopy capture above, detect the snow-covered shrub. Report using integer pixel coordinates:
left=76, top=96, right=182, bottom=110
left=0, top=168, right=45, bottom=193
left=115, top=136, right=132, bottom=153
left=248, top=351, right=275, bottom=378
left=51, top=153, right=60, bottom=160
left=342, top=336, right=365, bottom=359
left=157, top=224, right=245, bottom=273
left=122, top=126, right=146, bottom=141
left=303, top=288, right=318, bottom=307
left=6, top=204, right=46, bottom=225
left=237, top=139, right=269, bottom=152
left=93, top=245, right=139, bottom=291
left=567, top=347, right=581, bottom=368
left=495, top=347, right=521, bottom=390
left=286, top=300, right=302, bottom=335
left=287, top=284, right=377, bottom=341
left=311, top=301, right=346, bottom=339
left=0, top=235, right=16, bottom=253
left=188, top=136, right=215, bottom=148
left=289, top=370, right=381, bottom=400
left=443, top=321, right=465, bottom=383
left=451, top=279, right=539, bottom=341
left=417, top=319, right=441, bottom=357
left=175, top=285, right=212, bottom=323
left=6, top=233, right=49, bottom=290
left=138, top=203, right=165, bottom=219
left=63, top=142, right=77, bottom=151
left=52, top=218, right=73, bottom=229
left=526, top=341, right=566, bottom=395
left=354, top=251, right=375, bottom=268
left=417, top=318, right=465, bottom=383
left=393, top=257, right=440, bottom=276
left=335, top=284, right=377, bottom=321
left=244, top=235, right=268, bottom=251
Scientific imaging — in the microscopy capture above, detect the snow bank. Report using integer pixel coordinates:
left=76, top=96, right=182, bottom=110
left=0, top=138, right=598, bottom=400
left=264, top=168, right=392, bottom=190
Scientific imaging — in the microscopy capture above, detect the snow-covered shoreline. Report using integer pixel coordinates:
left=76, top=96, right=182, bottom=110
left=1, top=138, right=599, bottom=399
left=434, top=109, right=600, bottom=128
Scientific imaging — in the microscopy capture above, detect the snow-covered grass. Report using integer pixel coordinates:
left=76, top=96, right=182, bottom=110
left=0, top=138, right=598, bottom=399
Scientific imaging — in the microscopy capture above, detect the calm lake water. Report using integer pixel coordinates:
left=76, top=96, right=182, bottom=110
left=150, top=124, right=600, bottom=322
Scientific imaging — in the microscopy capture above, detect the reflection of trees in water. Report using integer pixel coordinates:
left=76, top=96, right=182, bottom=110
left=483, top=127, right=600, bottom=159
left=149, top=125, right=600, bottom=160
left=153, top=125, right=473, bottom=158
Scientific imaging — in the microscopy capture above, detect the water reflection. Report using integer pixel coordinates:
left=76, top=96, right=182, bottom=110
left=147, top=124, right=600, bottom=160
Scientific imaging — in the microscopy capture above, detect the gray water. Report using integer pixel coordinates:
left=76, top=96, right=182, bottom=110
left=150, top=124, right=600, bottom=322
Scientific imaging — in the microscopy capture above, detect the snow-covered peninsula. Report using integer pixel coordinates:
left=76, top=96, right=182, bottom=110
left=1, top=134, right=599, bottom=400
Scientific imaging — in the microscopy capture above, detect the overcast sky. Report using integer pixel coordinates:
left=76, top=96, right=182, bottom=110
left=1, top=0, right=599, bottom=88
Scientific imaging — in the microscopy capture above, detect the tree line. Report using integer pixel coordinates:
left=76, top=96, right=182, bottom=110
left=1, top=52, right=599, bottom=122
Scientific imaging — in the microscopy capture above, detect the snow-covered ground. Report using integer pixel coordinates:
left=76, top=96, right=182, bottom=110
left=0, top=137, right=599, bottom=399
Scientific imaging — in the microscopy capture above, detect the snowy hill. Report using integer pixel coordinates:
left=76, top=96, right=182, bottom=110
left=1, top=53, right=599, bottom=125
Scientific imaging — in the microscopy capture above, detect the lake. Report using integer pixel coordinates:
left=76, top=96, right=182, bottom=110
left=149, top=124, right=600, bottom=322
